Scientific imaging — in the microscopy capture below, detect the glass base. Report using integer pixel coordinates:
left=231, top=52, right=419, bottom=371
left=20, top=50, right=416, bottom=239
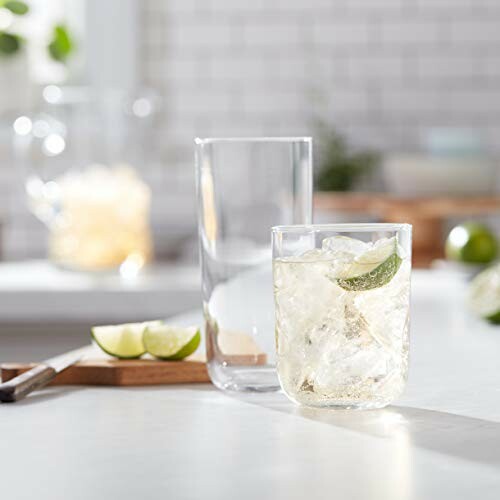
left=208, top=363, right=281, bottom=393
left=283, top=390, right=398, bottom=410
left=295, top=400, right=392, bottom=410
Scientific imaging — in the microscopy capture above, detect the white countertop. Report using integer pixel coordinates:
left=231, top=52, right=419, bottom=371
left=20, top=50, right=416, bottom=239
left=0, top=260, right=200, bottom=321
left=0, top=270, right=499, bottom=499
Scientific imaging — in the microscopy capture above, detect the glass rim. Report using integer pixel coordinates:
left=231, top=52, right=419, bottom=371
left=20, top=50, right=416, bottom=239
left=194, top=136, right=312, bottom=145
left=272, top=223, right=412, bottom=233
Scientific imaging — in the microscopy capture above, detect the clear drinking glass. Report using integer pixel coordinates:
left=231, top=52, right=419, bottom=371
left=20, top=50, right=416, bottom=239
left=272, top=223, right=412, bottom=408
left=196, top=137, right=312, bottom=392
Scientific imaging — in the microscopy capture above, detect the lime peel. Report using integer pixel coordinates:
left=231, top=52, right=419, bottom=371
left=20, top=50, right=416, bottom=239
left=337, top=253, right=402, bottom=291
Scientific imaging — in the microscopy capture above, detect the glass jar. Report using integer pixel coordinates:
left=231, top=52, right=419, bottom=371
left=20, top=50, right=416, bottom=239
left=13, top=86, right=158, bottom=274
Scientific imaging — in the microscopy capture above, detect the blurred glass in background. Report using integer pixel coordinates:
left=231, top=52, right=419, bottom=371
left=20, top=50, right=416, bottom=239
left=15, top=86, right=158, bottom=273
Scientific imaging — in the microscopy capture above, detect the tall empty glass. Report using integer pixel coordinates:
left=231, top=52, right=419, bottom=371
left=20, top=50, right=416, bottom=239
left=273, top=223, right=412, bottom=408
left=195, top=138, right=312, bottom=392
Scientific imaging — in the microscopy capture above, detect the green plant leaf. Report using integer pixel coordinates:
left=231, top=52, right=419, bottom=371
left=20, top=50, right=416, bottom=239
left=314, top=125, right=380, bottom=192
left=3, top=1, right=29, bottom=15
left=0, top=31, right=21, bottom=55
left=48, top=24, right=74, bottom=63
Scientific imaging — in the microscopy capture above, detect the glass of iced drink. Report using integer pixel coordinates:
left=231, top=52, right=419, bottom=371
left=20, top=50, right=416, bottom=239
left=272, top=224, right=412, bottom=409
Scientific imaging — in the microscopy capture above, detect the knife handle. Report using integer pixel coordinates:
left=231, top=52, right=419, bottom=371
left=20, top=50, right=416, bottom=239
left=0, top=364, right=57, bottom=403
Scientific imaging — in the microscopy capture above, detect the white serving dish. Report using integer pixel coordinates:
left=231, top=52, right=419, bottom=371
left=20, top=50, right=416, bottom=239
left=383, top=154, right=498, bottom=196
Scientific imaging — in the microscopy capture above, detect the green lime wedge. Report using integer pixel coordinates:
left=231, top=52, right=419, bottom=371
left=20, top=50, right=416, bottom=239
left=143, top=325, right=201, bottom=360
left=91, top=320, right=163, bottom=359
left=337, top=252, right=402, bottom=291
left=468, top=264, right=500, bottom=324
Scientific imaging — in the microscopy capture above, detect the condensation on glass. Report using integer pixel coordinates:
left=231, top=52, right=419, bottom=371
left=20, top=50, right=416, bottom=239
left=195, top=137, right=312, bottom=392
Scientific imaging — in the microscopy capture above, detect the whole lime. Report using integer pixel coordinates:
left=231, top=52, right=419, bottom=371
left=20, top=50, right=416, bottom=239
left=445, top=222, right=498, bottom=264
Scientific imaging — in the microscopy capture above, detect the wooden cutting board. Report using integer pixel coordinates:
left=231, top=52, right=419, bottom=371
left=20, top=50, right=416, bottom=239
left=0, top=353, right=268, bottom=386
left=1, top=331, right=269, bottom=387
left=0, top=358, right=211, bottom=386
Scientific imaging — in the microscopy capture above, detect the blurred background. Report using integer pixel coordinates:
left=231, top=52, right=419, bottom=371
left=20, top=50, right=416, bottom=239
left=1, top=0, right=500, bottom=345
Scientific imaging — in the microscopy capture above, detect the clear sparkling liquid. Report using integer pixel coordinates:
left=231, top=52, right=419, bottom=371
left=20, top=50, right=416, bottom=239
left=273, top=237, right=410, bottom=408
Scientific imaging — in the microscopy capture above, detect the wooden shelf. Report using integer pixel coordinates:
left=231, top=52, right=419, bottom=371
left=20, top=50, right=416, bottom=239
left=315, top=192, right=500, bottom=268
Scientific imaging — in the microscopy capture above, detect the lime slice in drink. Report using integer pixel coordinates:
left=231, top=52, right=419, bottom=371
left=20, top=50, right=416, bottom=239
left=143, top=325, right=201, bottom=360
left=91, top=320, right=163, bottom=359
left=468, top=264, right=500, bottom=324
left=337, top=237, right=402, bottom=291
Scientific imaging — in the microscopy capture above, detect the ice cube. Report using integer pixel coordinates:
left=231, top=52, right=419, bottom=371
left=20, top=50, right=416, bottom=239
left=319, top=236, right=368, bottom=279
left=299, top=248, right=332, bottom=261
left=322, top=235, right=368, bottom=256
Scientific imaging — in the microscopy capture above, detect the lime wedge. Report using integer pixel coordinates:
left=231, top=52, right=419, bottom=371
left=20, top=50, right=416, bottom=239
left=91, top=320, right=163, bottom=359
left=468, top=264, right=500, bottom=324
left=143, top=325, right=201, bottom=360
left=337, top=238, right=402, bottom=291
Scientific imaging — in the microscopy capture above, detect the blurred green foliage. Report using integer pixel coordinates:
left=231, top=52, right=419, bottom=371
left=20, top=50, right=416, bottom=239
left=0, top=32, right=21, bottom=55
left=48, top=24, right=73, bottom=63
left=3, top=1, right=28, bottom=15
left=0, top=0, right=28, bottom=57
left=315, top=122, right=380, bottom=192
left=0, top=2, right=74, bottom=64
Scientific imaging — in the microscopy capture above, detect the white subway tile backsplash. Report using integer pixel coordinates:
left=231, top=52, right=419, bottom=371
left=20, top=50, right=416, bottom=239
left=165, top=0, right=203, bottom=14
left=240, top=89, right=303, bottom=115
left=449, top=89, right=500, bottom=114
left=450, top=20, right=500, bottom=45
left=417, top=54, right=486, bottom=81
left=313, top=21, right=373, bottom=46
left=164, top=58, right=200, bottom=82
left=346, top=0, right=406, bottom=8
left=208, top=56, right=267, bottom=82
left=169, top=22, right=236, bottom=49
left=348, top=54, right=405, bottom=81
left=380, top=87, right=448, bottom=114
left=170, top=90, right=234, bottom=115
left=326, top=87, right=371, bottom=114
left=380, top=20, right=442, bottom=45
left=243, top=23, right=304, bottom=48
left=4, top=0, right=500, bottom=258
